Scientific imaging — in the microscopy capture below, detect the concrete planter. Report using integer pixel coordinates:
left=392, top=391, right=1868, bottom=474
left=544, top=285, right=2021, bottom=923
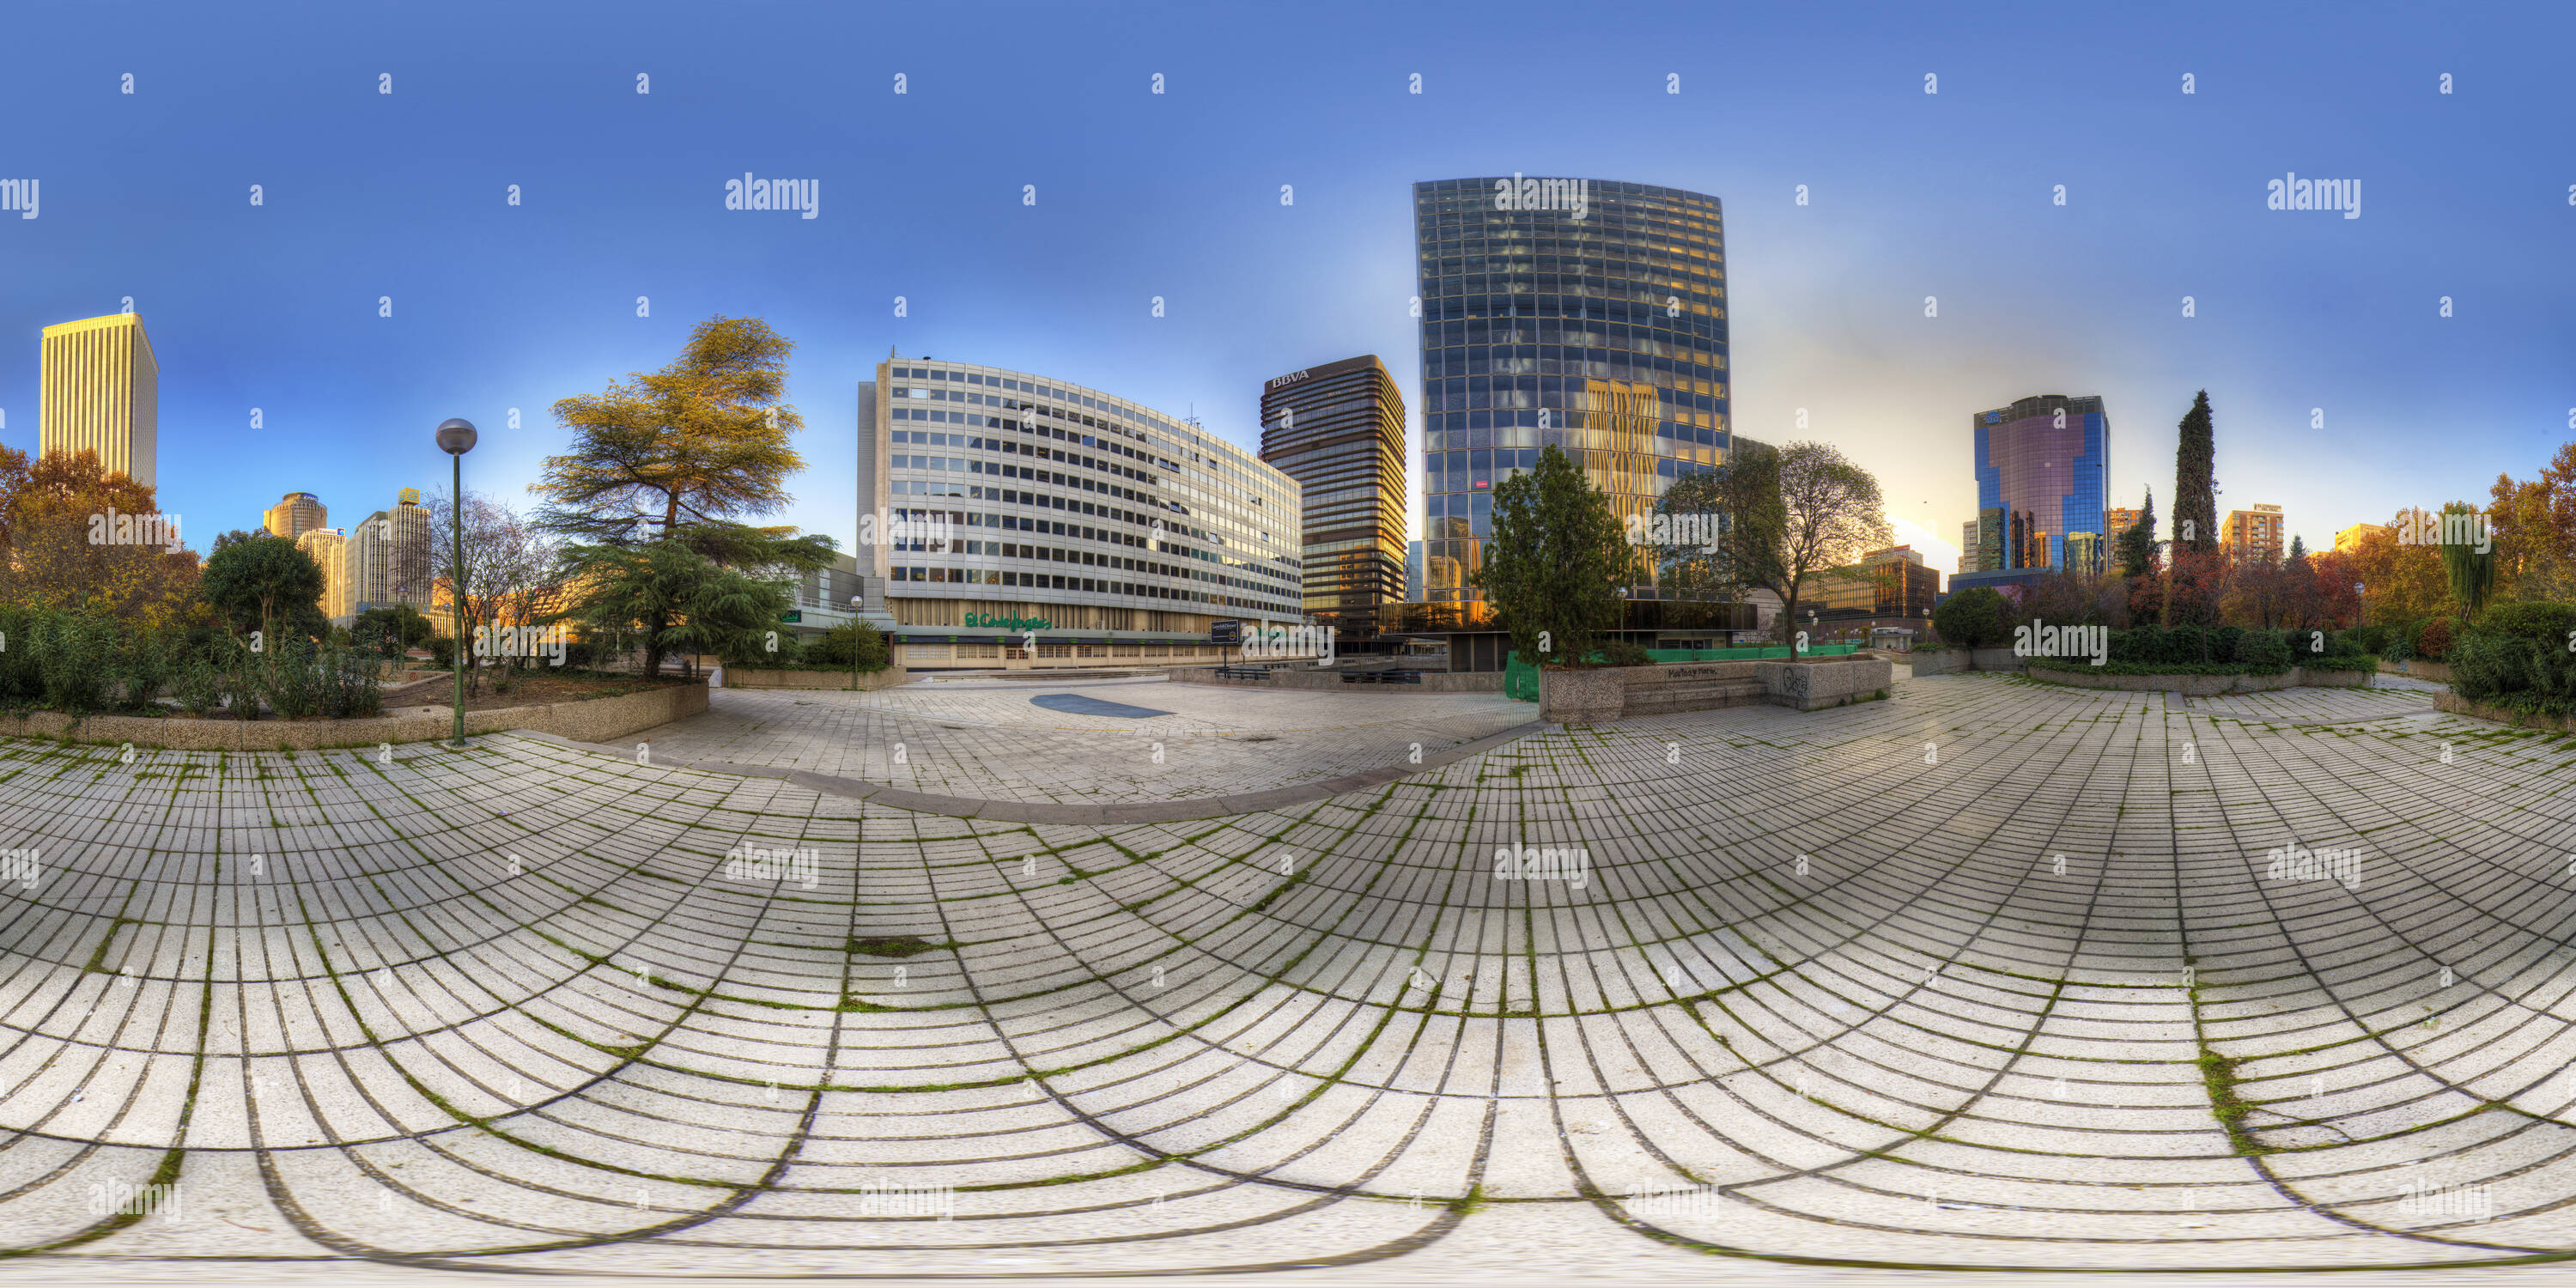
left=2438, top=690, right=2576, bottom=732
left=1538, top=667, right=1628, bottom=723
left=0, top=681, right=708, bottom=751
left=2025, top=664, right=2374, bottom=695
left=1173, top=666, right=1504, bottom=693
left=1756, top=655, right=1897, bottom=711
left=721, top=666, right=906, bottom=690
left=2379, top=657, right=2453, bottom=683
left=1968, top=647, right=2029, bottom=671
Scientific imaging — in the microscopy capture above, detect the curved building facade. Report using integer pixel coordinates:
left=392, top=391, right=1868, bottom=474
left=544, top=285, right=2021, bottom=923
left=1413, top=177, right=1731, bottom=605
left=859, top=358, right=1309, bottom=669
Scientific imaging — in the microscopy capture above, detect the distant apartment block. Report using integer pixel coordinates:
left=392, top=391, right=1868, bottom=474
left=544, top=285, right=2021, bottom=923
left=40, top=313, right=158, bottom=488
left=264, top=491, right=326, bottom=540
left=2224, top=503, right=2286, bottom=563
left=296, top=527, right=352, bottom=620
left=2335, top=521, right=2392, bottom=553
left=347, top=489, right=433, bottom=611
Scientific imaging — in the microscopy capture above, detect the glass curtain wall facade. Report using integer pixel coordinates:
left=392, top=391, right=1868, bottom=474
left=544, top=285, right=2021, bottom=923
left=1970, top=394, right=2109, bottom=574
left=1413, top=178, right=1730, bottom=605
left=1259, top=355, right=1406, bottom=639
left=859, top=359, right=1306, bottom=652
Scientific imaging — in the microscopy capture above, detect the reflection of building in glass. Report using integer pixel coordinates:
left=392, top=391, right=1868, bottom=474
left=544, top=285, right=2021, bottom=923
left=1814, top=545, right=1941, bottom=623
left=1969, top=394, right=2108, bottom=574
left=1405, top=539, right=1425, bottom=601
left=1412, top=177, right=1730, bottom=605
left=1259, top=355, right=1406, bottom=639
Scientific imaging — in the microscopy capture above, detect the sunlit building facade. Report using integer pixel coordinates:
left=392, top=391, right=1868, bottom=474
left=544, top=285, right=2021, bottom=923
left=39, top=313, right=158, bottom=488
left=264, top=491, right=327, bottom=541
left=1260, top=355, right=1406, bottom=639
left=1412, top=177, right=1731, bottom=606
left=859, top=358, right=1309, bottom=670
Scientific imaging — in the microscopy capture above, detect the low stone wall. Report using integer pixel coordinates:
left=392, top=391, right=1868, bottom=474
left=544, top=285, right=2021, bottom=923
left=1755, top=655, right=1897, bottom=711
left=720, top=666, right=907, bottom=691
left=2379, top=657, right=2454, bottom=683
left=1969, top=647, right=2030, bottom=671
left=1910, top=648, right=1973, bottom=677
left=2438, top=690, right=2576, bottom=732
left=1172, top=666, right=1504, bottom=693
left=1540, top=656, right=1882, bottom=720
left=2025, top=665, right=2373, bottom=695
left=0, top=682, right=708, bottom=750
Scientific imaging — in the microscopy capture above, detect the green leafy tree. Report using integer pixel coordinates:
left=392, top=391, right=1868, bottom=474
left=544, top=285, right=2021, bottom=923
left=532, top=316, right=835, bottom=676
left=200, top=534, right=324, bottom=644
left=1933, top=585, right=2011, bottom=649
left=1699, top=440, right=1892, bottom=644
left=2287, top=533, right=2308, bottom=562
left=2439, top=499, right=2496, bottom=621
left=563, top=540, right=793, bottom=679
left=1473, top=445, right=1629, bottom=667
left=2116, top=488, right=2160, bottom=580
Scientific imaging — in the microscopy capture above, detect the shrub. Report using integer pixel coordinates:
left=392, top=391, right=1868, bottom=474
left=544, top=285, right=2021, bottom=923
left=2448, top=632, right=2576, bottom=714
left=2232, top=629, right=2293, bottom=671
left=30, top=613, right=118, bottom=716
left=1934, top=587, right=2010, bottom=649
left=1598, top=639, right=1654, bottom=668
left=2344, top=623, right=2389, bottom=657
left=2210, top=625, right=2245, bottom=665
left=2473, top=601, right=2576, bottom=648
left=172, top=659, right=225, bottom=715
left=2381, top=622, right=2415, bottom=662
left=2415, top=617, right=2457, bottom=661
left=2110, top=624, right=2161, bottom=664
left=427, top=635, right=458, bottom=669
left=803, top=622, right=891, bottom=671
left=2164, top=624, right=2209, bottom=665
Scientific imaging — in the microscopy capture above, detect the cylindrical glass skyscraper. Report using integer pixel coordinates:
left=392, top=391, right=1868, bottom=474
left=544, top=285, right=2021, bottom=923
left=1413, top=177, right=1729, bottom=607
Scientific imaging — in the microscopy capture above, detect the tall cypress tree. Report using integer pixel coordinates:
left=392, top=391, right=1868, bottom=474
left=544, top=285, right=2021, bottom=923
left=2172, top=390, right=2218, bottom=555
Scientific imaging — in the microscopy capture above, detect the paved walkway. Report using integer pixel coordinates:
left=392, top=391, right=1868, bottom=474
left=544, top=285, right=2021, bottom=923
left=646, top=676, right=1534, bottom=806
left=16, top=671, right=2576, bottom=1276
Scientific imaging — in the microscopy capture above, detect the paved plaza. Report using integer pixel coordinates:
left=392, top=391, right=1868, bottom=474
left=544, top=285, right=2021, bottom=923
left=649, top=676, right=1537, bottom=808
left=13, top=671, right=2576, bottom=1277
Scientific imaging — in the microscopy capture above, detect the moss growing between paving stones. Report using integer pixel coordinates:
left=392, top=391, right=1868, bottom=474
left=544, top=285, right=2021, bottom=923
left=847, top=934, right=955, bottom=957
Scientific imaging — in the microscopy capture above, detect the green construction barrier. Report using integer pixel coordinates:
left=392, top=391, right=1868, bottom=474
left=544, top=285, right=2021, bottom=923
left=1501, top=643, right=1858, bottom=702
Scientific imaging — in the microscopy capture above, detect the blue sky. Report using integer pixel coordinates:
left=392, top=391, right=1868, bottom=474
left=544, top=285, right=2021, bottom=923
left=2, top=1, right=2569, bottom=570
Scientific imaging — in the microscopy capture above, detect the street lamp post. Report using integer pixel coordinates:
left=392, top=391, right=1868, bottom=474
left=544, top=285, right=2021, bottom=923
left=436, top=418, right=478, bottom=747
